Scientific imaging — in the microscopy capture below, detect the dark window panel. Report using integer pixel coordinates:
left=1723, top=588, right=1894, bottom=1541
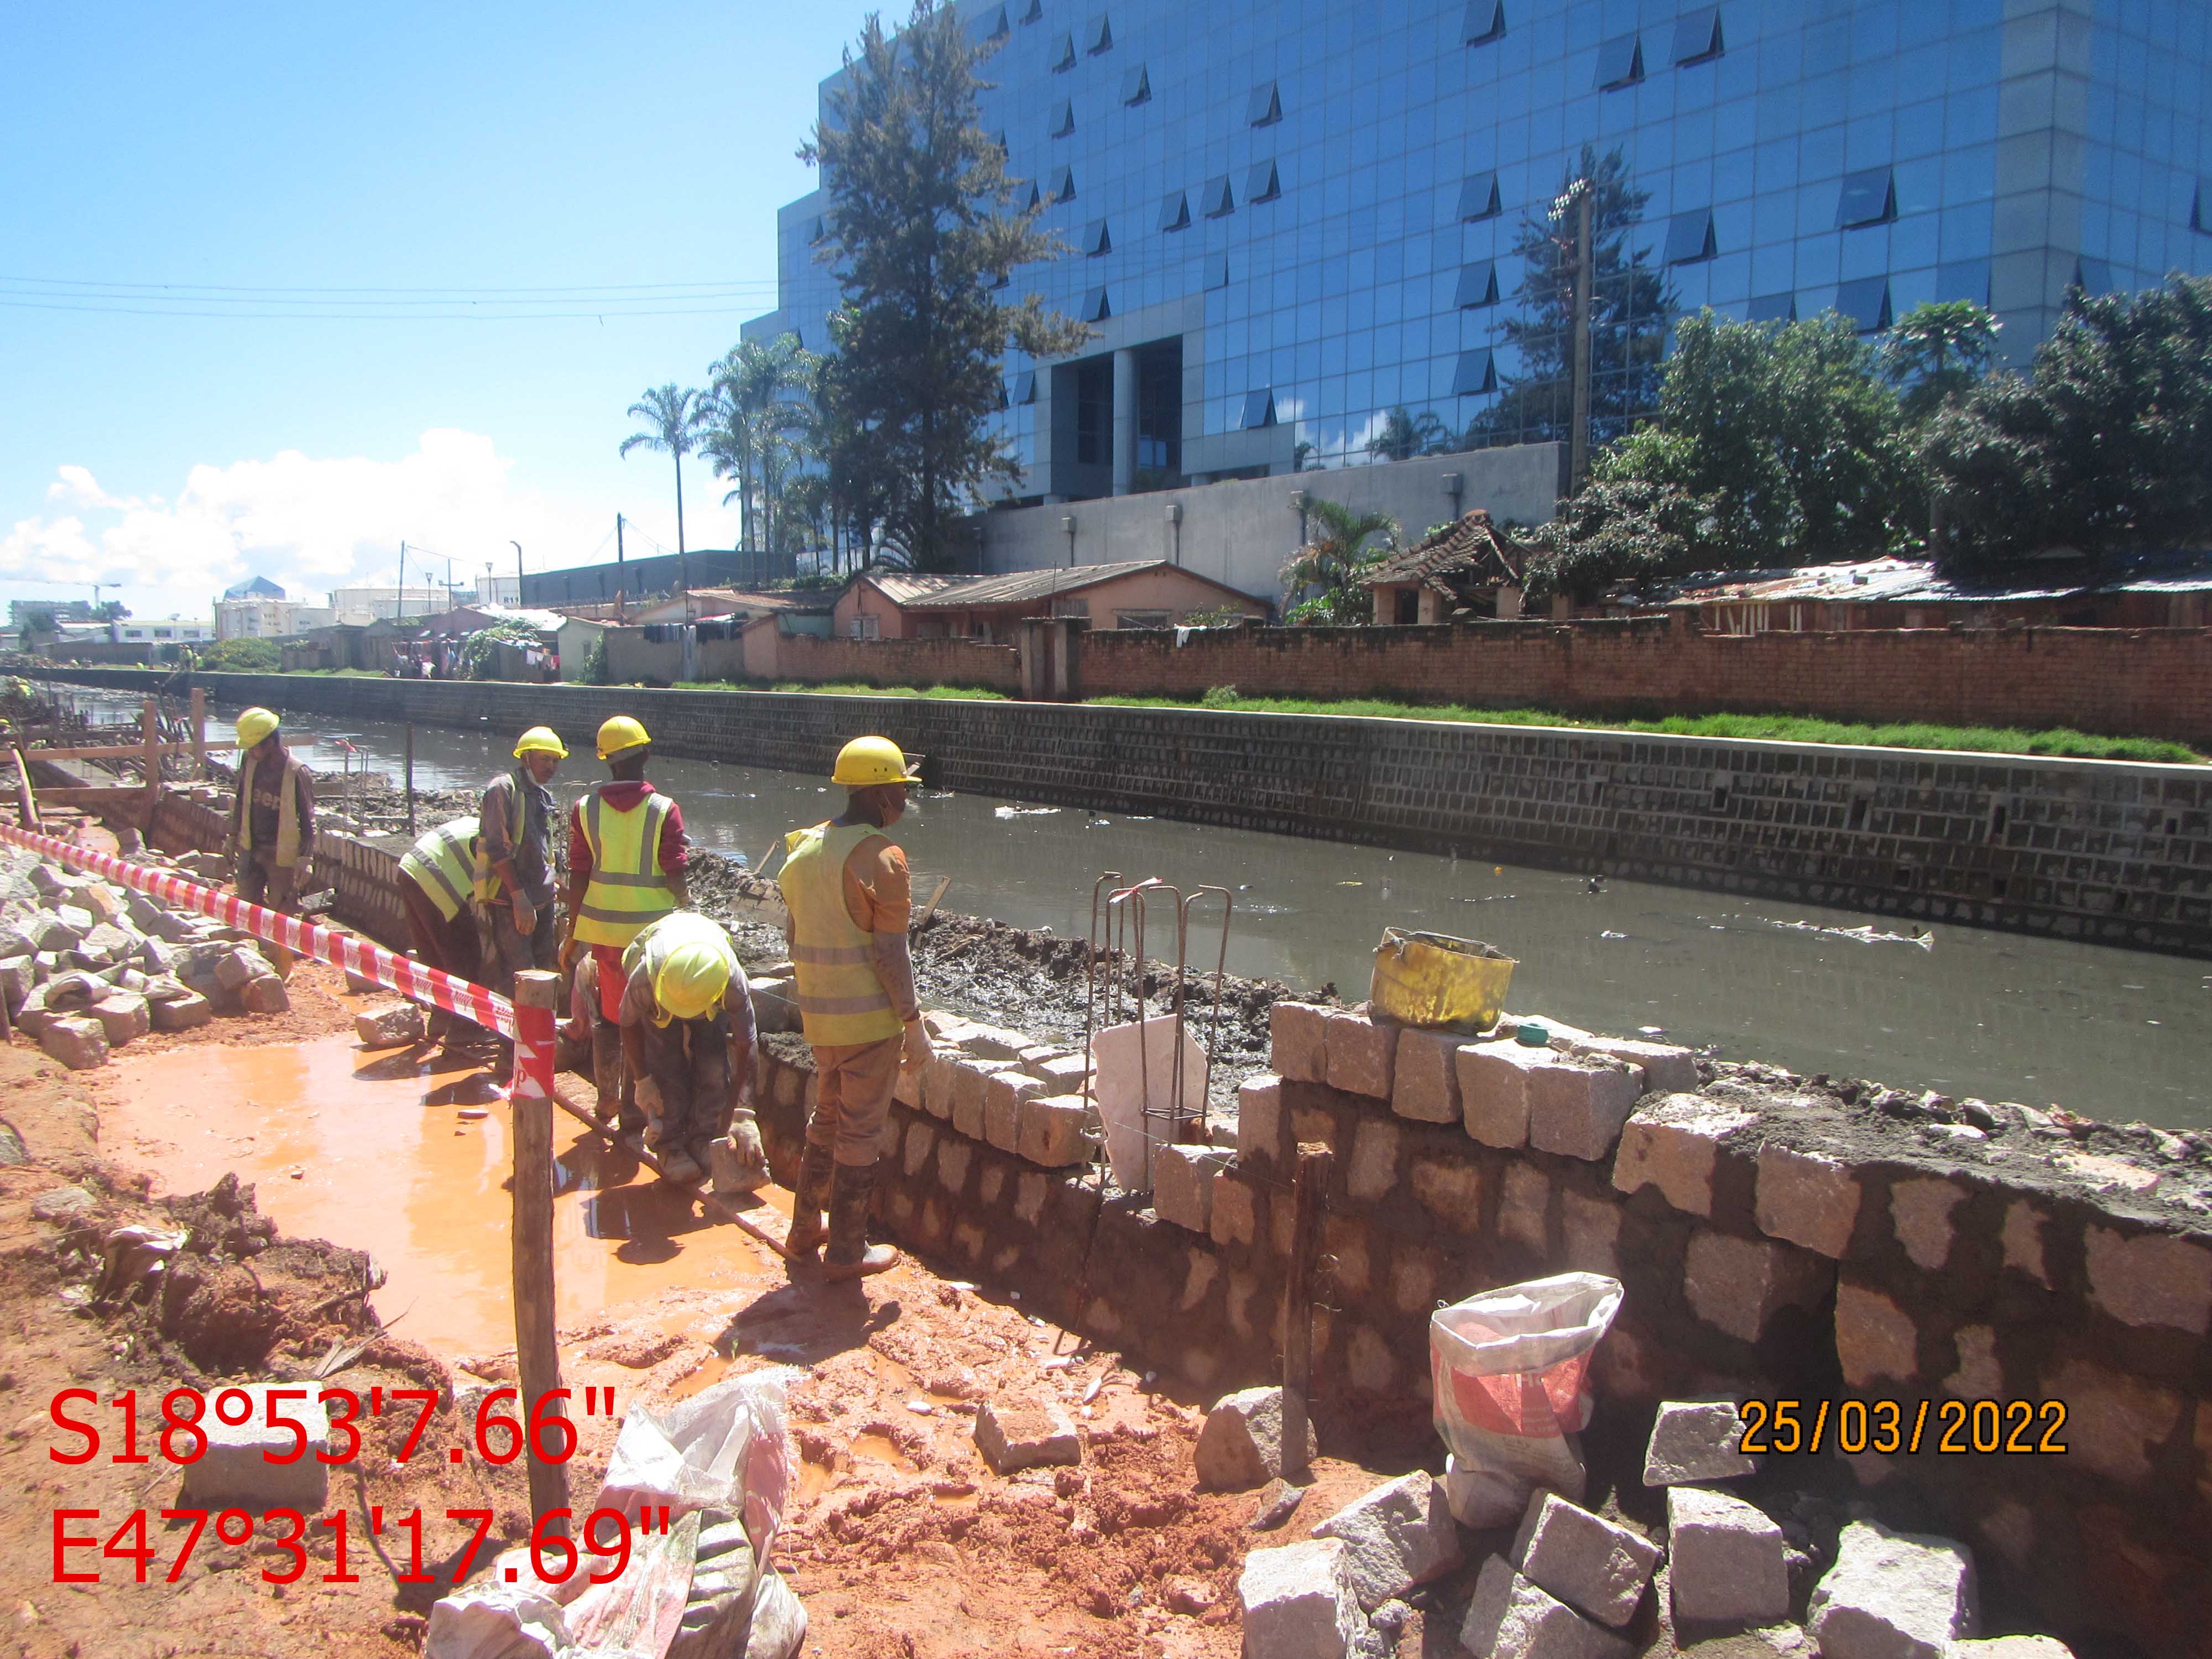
left=2073, top=257, right=2113, bottom=295
left=1050, top=30, right=1075, bottom=69
left=1202, top=174, right=1235, bottom=217
left=1049, top=165, right=1076, bottom=201
left=1204, top=253, right=1229, bottom=289
left=1249, top=81, right=1281, bottom=126
left=1458, top=170, right=1500, bottom=220
left=1084, top=217, right=1112, bottom=255
left=1665, top=208, right=1716, bottom=264
left=1050, top=98, right=1074, bottom=137
left=1452, top=349, right=1496, bottom=395
left=1834, top=277, right=1891, bottom=332
left=1082, top=286, right=1111, bottom=321
left=1122, top=63, right=1150, bottom=103
left=1246, top=159, right=1281, bottom=203
left=1672, top=5, right=1723, bottom=65
left=1240, top=388, right=1276, bottom=429
left=1455, top=260, right=1499, bottom=307
left=1463, top=0, right=1505, bottom=45
left=1596, top=33, right=1642, bottom=89
left=2194, top=180, right=2210, bottom=233
left=1836, top=168, right=1896, bottom=228
left=1019, top=0, right=1041, bottom=19
left=1085, top=13, right=1112, bottom=52
left=1011, top=371, right=1037, bottom=404
left=1158, top=190, right=1191, bottom=232
left=1023, top=179, right=1042, bottom=209
left=969, top=4, right=1009, bottom=44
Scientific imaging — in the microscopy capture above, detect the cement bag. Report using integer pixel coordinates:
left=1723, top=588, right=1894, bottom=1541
left=594, top=1369, right=798, bottom=1559
left=1429, top=1272, right=1622, bottom=1527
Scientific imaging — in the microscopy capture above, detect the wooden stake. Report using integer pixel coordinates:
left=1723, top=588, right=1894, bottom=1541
left=11, top=747, right=39, bottom=830
left=189, top=688, right=207, bottom=779
left=509, top=970, right=570, bottom=1530
left=404, top=723, right=416, bottom=835
left=140, top=697, right=161, bottom=832
left=1281, top=1141, right=1332, bottom=1484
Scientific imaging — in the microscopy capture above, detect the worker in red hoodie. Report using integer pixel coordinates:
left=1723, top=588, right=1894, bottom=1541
left=562, top=714, right=688, bottom=1146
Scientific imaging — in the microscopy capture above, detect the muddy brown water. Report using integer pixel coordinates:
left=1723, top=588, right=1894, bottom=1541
left=100, top=1034, right=781, bottom=1355
left=60, top=691, right=2212, bottom=1128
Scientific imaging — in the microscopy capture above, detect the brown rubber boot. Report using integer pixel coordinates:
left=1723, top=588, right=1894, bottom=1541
left=783, top=1143, right=836, bottom=1266
left=820, top=1160, right=899, bottom=1282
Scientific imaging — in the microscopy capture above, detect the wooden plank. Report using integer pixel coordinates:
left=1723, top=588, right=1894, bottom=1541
left=10, top=748, right=40, bottom=830
left=509, top=972, right=570, bottom=1530
left=25, top=787, right=148, bottom=807
left=19, top=740, right=240, bottom=762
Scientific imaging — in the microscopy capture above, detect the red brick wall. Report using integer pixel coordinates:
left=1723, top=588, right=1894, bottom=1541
left=770, top=630, right=1023, bottom=693
left=1075, top=621, right=2212, bottom=744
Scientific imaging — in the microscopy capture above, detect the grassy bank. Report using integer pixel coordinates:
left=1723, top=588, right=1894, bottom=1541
left=672, top=678, right=1010, bottom=701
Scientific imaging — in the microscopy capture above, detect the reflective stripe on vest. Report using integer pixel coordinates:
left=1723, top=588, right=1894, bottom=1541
left=779, top=820, right=904, bottom=1047
left=571, top=789, right=677, bottom=947
left=472, top=770, right=529, bottom=905
left=400, top=818, right=479, bottom=922
left=621, top=911, right=738, bottom=1026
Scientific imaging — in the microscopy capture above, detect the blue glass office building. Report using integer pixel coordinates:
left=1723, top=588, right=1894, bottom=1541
left=744, top=1, right=2212, bottom=505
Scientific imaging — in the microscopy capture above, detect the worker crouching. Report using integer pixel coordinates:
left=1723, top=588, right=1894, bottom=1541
left=397, top=815, right=486, bottom=1043
left=615, top=911, right=763, bottom=1188
left=780, top=735, right=932, bottom=1282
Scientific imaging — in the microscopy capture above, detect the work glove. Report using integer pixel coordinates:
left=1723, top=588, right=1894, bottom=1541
left=901, top=1018, right=932, bottom=1073
left=714, top=1119, right=769, bottom=1196
left=511, top=896, right=536, bottom=936
left=634, top=1075, right=665, bottom=1130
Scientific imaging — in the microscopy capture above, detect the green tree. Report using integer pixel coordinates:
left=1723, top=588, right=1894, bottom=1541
left=618, top=383, right=709, bottom=556
left=204, top=637, right=280, bottom=671
left=804, top=0, right=1090, bottom=570
left=1469, top=145, right=1676, bottom=452
left=1884, top=300, right=2001, bottom=425
left=702, top=333, right=821, bottom=554
left=1522, top=476, right=1715, bottom=603
left=1924, top=275, right=2212, bottom=571
left=1279, top=499, right=1400, bottom=624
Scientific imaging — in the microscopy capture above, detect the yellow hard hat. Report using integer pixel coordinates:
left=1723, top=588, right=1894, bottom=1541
left=655, top=937, right=732, bottom=1021
left=513, top=726, right=568, bottom=760
left=236, top=707, right=280, bottom=749
left=596, top=714, right=651, bottom=761
left=831, top=734, right=922, bottom=787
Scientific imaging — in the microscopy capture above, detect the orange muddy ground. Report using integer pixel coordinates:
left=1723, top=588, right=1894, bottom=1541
left=1, top=959, right=1437, bottom=1659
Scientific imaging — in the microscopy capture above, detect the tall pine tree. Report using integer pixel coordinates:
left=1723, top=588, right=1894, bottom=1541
left=805, top=1, right=1089, bottom=570
left=1469, top=145, right=1674, bottom=452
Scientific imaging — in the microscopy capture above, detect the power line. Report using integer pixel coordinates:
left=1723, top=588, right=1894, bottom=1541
left=0, top=274, right=779, bottom=297
left=0, top=296, right=775, bottom=322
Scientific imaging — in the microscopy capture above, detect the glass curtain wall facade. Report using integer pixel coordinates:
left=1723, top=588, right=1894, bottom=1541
left=744, top=0, right=2212, bottom=505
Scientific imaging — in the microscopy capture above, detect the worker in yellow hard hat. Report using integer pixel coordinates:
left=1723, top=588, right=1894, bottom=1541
left=563, top=713, right=689, bottom=1143
left=614, top=911, right=761, bottom=1188
left=226, top=707, right=315, bottom=974
left=474, top=726, right=568, bottom=1007
left=778, top=734, right=930, bottom=1281
left=397, top=815, right=486, bottom=1044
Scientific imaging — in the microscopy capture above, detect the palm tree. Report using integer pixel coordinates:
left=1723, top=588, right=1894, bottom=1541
left=702, top=335, right=820, bottom=552
left=1366, top=406, right=1452, bottom=462
left=1279, top=499, right=1401, bottom=624
left=618, top=384, right=708, bottom=556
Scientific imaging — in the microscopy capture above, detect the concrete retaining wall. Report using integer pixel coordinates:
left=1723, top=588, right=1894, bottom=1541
left=41, top=669, right=2212, bottom=956
left=751, top=1003, right=2211, bottom=1659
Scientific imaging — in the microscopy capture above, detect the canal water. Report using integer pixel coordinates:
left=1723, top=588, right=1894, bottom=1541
left=60, top=690, right=2212, bottom=1128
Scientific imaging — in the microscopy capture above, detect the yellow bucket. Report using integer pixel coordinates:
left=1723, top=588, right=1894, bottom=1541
left=1369, top=928, right=1516, bottom=1033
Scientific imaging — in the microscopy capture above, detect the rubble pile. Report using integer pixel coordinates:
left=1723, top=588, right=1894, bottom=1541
left=0, top=843, right=291, bottom=1070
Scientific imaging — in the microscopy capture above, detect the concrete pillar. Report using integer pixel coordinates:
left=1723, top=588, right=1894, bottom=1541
left=1112, top=347, right=1138, bottom=497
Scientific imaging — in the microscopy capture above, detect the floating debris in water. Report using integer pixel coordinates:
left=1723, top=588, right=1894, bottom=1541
left=993, top=804, right=1062, bottom=818
left=1639, top=1025, right=1666, bottom=1035
left=1600, top=930, right=1626, bottom=940
left=1771, top=920, right=1934, bottom=950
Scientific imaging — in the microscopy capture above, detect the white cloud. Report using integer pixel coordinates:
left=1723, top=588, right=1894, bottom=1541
left=0, top=430, right=741, bottom=622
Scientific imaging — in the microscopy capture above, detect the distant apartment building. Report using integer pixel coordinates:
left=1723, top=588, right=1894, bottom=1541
left=213, top=598, right=337, bottom=639
left=328, top=585, right=463, bottom=625
left=53, top=618, right=216, bottom=649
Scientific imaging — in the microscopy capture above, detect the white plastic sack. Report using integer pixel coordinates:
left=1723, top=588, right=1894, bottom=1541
left=1429, top=1272, right=1622, bottom=1527
left=594, top=1369, right=796, bottom=1560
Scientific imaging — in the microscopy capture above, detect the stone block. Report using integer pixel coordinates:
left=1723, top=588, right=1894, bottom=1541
left=39, top=1014, right=108, bottom=1071
left=1755, top=1145, right=1862, bottom=1258
left=1324, top=1009, right=1396, bottom=1098
left=1836, top=1280, right=1919, bottom=1389
left=1411, top=1155, right=1483, bottom=1233
left=1391, top=1027, right=1463, bottom=1123
left=178, top=1383, right=332, bottom=1513
left=2039, top=1357, right=2182, bottom=1486
left=2083, top=1226, right=2212, bottom=1335
left=1530, top=1057, right=1644, bottom=1160
left=238, top=972, right=289, bottom=1015
left=920, top=1053, right=959, bottom=1120
left=1210, top=1170, right=1259, bottom=1247
left=983, top=1070, right=1045, bottom=1154
left=0, top=954, right=32, bottom=1012
left=1560, top=1190, right=1623, bottom=1276
left=1890, top=1178, right=1966, bottom=1273
left=150, top=990, right=214, bottom=1031
left=971, top=1395, right=1079, bottom=1474
left=1015, top=1094, right=1091, bottom=1167
left=89, top=991, right=150, bottom=1046
left=1460, top=1556, right=1632, bottom=1659
left=902, top=1119, right=938, bottom=1177
left=893, top=1056, right=922, bottom=1110
left=950, top=1058, right=1012, bottom=1141
left=1346, top=1116, right=1400, bottom=1203
left=1031, top=1050, right=1092, bottom=1092
left=212, top=948, right=260, bottom=991
left=1153, top=1142, right=1232, bottom=1233
left=1238, top=1537, right=1365, bottom=1659
left=1457, top=1040, right=1540, bottom=1147
left=1311, top=1470, right=1463, bottom=1609
left=1237, top=1073, right=1284, bottom=1162
left=1667, top=1486, right=1788, bottom=1629
left=935, top=1136, right=972, bottom=1196
left=1270, top=1001, right=1332, bottom=1083
left=1499, top=1162, right=1550, bottom=1251
left=31, top=914, right=86, bottom=953
left=953, top=1022, right=1029, bottom=1062
left=2000, top=1201, right=2051, bottom=1286
left=1610, top=1094, right=1754, bottom=1217
left=354, top=1001, right=426, bottom=1047
left=1948, top=1639, right=2073, bottom=1659
left=1643, top=1399, right=1757, bottom=1485
left=1685, top=1230, right=1832, bottom=1344
left=1195, top=1385, right=1317, bottom=1491
left=1512, top=1491, right=1662, bottom=1628
left=1807, top=1521, right=1978, bottom=1659
left=1566, top=1036, right=1698, bottom=1095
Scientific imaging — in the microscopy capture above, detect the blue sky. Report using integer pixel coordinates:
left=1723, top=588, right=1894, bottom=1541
left=0, top=1, right=870, bottom=620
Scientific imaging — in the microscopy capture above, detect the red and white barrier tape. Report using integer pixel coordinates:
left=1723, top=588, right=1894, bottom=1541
left=0, top=822, right=516, bottom=1039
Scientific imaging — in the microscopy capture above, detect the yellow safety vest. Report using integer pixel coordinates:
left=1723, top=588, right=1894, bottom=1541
left=572, top=788, right=677, bottom=947
left=233, top=749, right=308, bottom=869
left=780, top=820, right=904, bottom=1047
left=400, top=818, right=479, bottom=922
left=472, top=770, right=529, bottom=906
left=621, top=911, right=739, bottom=1027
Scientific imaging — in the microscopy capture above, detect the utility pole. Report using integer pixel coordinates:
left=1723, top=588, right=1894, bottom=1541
left=1567, top=183, right=1594, bottom=494
left=397, top=541, right=408, bottom=620
left=615, top=514, right=626, bottom=622
left=510, top=541, right=524, bottom=610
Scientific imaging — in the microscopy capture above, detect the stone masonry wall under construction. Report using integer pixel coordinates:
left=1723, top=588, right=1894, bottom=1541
left=44, top=669, right=2212, bottom=957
